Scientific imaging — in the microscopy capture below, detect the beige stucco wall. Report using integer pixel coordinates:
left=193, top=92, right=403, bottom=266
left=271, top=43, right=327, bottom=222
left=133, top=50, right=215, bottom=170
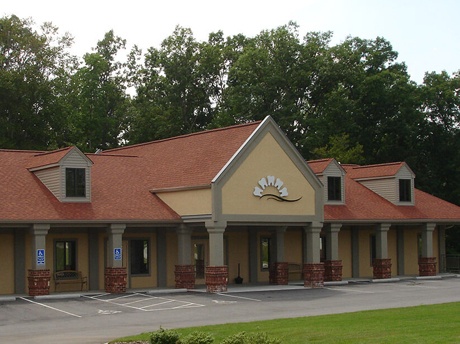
left=156, top=189, right=212, bottom=216
left=227, top=231, right=249, bottom=284
left=339, top=228, right=352, bottom=278
left=0, top=233, right=15, bottom=294
left=358, top=228, right=374, bottom=278
left=222, top=132, right=316, bottom=216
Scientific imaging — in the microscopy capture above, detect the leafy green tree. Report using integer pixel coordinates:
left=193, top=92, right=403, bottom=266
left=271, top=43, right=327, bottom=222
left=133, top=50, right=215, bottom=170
left=69, top=30, right=129, bottom=152
left=0, top=15, right=76, bottom=149
left=416, top=71, right=460, bottom=205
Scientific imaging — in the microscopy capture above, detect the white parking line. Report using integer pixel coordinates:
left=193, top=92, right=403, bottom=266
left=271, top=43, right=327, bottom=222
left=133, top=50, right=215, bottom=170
left=83, top=293, right=205, bottom=312
left=19, top=297, right=82, bottom=318
left=216, top=293, right=262, bottom=302
left=325, top=287, right=375, bottom=294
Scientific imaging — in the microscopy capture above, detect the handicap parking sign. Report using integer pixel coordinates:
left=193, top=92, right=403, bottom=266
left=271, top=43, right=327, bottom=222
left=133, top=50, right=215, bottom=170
left=37, top=249, right=45, bottom=265
left=114, top=248, right=122, bottom=261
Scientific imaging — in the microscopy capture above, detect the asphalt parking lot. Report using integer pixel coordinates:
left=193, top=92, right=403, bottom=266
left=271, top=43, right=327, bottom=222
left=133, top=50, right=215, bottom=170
left=1, top=277, right=459, bottom=344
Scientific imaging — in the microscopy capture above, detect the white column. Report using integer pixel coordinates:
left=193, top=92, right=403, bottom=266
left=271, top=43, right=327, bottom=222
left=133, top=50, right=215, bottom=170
left=326, top=223, right=342, bottom=261
left=276, top=227, right=287, bottom=262
left=375, top=223, right=391, bottom=259
left=177, top=225, right=192, bottom=265
left=31, top=224, right=50, bottom=270
left=206, top=221, right=227, bottom=266
left=305, top=222, right=323, bottom=263
left=422, top=223, right=436, bottom=257
left=107, top=224, right=126, bottom=268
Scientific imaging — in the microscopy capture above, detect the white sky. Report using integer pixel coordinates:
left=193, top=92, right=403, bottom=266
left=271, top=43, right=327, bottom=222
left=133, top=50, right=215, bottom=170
left=3, top=0, right=460, bottom=84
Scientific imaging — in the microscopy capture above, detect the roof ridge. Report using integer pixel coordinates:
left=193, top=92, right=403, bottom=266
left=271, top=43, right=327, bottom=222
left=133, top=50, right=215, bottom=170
left=33, top=146, right=73, bottom=157
left=0, top=149, right=45, bottom=154
left=103, top=121, right=261, bottom=153
left=307, top=158, right=334, bottom=163
left=351, top=161, right=403, bottom=170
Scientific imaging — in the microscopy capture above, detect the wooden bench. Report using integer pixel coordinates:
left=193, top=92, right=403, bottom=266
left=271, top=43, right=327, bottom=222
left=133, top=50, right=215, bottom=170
left=54, top=270, right=87, bottom=291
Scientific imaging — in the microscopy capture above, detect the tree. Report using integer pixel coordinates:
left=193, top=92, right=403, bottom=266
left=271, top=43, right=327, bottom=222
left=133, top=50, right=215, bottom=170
left=0, top=15, right=76, bottom=149
left=68, top=30, right=129, bottom=151
left=416, top=71, right=460, bottom=205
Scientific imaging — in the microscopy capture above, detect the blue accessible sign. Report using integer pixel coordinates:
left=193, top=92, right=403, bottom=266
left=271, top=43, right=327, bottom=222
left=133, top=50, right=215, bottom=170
left=114, top=248, right=122, bottom=261
left=37, top=249, right=45, bottom=265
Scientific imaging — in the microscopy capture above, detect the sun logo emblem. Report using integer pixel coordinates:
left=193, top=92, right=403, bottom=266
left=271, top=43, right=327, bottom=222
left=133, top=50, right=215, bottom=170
left=253, top=176, right=302, bottom=202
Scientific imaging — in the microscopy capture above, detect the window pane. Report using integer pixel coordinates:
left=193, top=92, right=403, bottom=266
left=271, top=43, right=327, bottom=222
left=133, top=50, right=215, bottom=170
left=130, top=239, right=149, bottom=274
left=327, top=177, right=342, bottom=201
left=55, top=240, right=76, bottom=271
left=66, top=168, right=86, bottom=197
left=399, top=179, right=411, bottom=202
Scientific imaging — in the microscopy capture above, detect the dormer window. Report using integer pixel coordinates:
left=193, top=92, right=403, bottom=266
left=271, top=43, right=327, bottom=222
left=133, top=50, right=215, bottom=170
left=327, top=176, right=342, bottom=201
left=66, top=168, right=86, bottom=197
left=399, top=179, right=411, bottom=202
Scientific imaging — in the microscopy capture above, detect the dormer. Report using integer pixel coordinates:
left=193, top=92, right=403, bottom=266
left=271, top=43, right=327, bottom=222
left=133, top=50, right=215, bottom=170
left=28, top=147, right=93, bottom=202
left=308, top=158, right=346, bottom=204
left=349, top=162, right=415, bottom=206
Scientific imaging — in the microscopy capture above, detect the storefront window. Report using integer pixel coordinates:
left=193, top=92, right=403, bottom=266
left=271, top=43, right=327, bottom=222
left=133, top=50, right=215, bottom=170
left=55, top=240, right=76, bottom=271
left=130, top=239, right=149, bottom=274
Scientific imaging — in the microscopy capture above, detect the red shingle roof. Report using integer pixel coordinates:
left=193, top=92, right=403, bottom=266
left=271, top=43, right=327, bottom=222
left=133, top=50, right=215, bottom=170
left=345, top=162, right=411, bottom=179
left=0, top=121, right=260, bottom=222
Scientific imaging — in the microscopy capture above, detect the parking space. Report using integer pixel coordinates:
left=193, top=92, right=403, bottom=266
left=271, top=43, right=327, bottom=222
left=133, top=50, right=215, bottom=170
left=82, top=292, right=205, bottom=312
left=1, top=278, right=459, bottom=344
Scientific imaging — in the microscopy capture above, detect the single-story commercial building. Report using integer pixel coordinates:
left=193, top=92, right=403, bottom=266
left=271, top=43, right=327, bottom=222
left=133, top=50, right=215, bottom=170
left=1, top=116, right=459, bottom=296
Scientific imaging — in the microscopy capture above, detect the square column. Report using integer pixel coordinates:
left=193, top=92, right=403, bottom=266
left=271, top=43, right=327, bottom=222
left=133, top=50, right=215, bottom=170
left=270, top=227, right=289, bottom=285
left=373, top=223, right=392, bottom=279
left=303, top=222, right=324, bottom=288
left=205, top=221, right=228, bottom=292
left=105, top=224, right=127, bottom=293
left=419, top=223, right=437, bottom=276
left=175, top=225, right=195, bottom=289
left=28, top=224, right=50, bottom=296
left=324, top=223, right=343, bottom=282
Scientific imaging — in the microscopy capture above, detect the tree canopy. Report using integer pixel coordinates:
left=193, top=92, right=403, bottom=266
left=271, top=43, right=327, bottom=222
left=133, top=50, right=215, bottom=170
left=1, top=15, right=459, bottom=209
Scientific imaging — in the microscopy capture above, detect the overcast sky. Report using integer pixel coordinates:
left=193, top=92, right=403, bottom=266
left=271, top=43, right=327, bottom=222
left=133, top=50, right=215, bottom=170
left=3, top=0, right=459, bottom=84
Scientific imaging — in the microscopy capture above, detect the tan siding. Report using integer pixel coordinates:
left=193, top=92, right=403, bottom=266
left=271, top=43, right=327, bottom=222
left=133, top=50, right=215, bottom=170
left=34, top=167, right=61, bottom=199
left=61, top=150, right=92, bottom=202
left=360, top=178, right=397, bottom=203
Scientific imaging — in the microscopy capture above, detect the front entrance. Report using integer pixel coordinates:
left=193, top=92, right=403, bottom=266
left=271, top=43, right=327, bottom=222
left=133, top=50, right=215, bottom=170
left=192, top=239, right=208, bottom=284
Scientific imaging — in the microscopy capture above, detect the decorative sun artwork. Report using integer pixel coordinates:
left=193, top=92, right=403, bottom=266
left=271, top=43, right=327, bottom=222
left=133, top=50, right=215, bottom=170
left=253, top=176, right=302, bottom=202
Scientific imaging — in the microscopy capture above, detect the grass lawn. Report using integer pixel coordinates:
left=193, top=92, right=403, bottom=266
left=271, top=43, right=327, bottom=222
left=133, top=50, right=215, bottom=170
left=112, top=302, right=460, bottom=343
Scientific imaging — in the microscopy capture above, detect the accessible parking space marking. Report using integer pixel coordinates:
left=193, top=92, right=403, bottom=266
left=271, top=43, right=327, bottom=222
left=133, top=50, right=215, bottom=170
left=19, top=297, right=82, bottom=318
left=83, top=292, right=205, bottom=312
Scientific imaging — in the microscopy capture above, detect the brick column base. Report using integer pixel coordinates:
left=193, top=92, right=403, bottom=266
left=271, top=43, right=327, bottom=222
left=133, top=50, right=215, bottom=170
left=303, top=263, right=324, bottom=288
left=205, top=266, right=228, bottom=293
left=175, top=265, right=195, bottom=289
left=105, top=267, right=127, bottom=293
left=28, top=269, right=51, bottom=296
left=324, top=260, right=343, bottom=282
left=269, top=262, right=289, bottom=285
left=373, top=258, right=392, bottom=279
left=419, top=257, right=437, bottom=276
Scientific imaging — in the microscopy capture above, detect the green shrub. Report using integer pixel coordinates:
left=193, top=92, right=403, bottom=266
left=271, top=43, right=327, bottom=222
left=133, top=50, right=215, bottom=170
left=149, top=328, right=180, bottom=344
left=181, top=331, right=214, bottom=344
left=221, top=331, right=281, bottom=344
